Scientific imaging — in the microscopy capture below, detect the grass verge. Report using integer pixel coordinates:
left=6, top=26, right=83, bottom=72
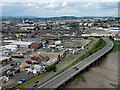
left=55, top=39, right=106, bottom=77
left=14, top=72, right=49, bottom=89
left=56, top=55, right=74, bottom=68
left=112, top=40, right=120, bottom=51
left=14, top=38, right=95, bottom=89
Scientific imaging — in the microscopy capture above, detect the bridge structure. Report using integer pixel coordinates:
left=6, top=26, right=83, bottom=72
left=37, top=38, right=114, bottom=89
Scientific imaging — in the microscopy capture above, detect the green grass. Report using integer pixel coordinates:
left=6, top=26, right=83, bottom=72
left=109, top=37, right=120, bottom=52
left=14, top=72, right=49, bottom=89
left=112, top=44, right=120, bottom=51
left=112, top=40, right=120, bottom=51
left=13, top=38, right=95, bottom=89
left=56, top=39, right=94, bottom=70
left=77, top=74, right=86, bottom=82
left=56, top=55, right=74, bottom=68
left=55, top=39, right=106, bottom=76
left=78, top=39, right=94, bottom=54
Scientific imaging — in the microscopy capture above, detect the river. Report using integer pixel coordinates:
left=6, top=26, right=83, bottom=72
left=62, top=51, right=119, bottom=88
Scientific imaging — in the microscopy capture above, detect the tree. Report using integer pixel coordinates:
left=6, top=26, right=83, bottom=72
left=45, top=64, right=56, bottom=72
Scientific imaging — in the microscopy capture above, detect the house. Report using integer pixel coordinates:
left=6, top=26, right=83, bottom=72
left=30, top=54, right=50, bottom=63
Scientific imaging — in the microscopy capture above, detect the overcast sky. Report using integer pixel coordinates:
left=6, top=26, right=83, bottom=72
left=0, top=0, right=118, bottom=17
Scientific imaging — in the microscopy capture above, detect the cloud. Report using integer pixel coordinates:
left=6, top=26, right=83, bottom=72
left=27, top=3, right=35, bottom=7
left=61, top=1, right=68, bottom=7
left=43, top=2, right=61, bottom=10
left=1, top=2, right=118, bottom=17
left=99, top=2, right=118, bottom=10
left=42, top=1, right=69, bottom=10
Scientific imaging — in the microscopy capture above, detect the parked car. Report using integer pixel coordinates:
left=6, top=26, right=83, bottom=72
left=10, top=62, right=21, bottom=67
left=0, top=76, right=9, bottom=83
left=12, top=54, right=24, bottom=58
left=17, top=79, right=26, bottom=85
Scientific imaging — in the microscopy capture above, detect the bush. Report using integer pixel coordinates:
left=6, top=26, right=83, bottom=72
left=45, top=64, right=56, bottom=72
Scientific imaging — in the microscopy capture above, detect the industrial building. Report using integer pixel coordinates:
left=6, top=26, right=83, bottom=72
left=10, top=41, right=41, bottom=51
left=0, top=56, right=12, bottom=65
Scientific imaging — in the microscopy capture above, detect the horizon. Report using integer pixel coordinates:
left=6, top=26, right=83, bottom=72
left=0, top=15, right=118, bottom=18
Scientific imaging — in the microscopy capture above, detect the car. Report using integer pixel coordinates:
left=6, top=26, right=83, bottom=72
left=17, top=79, right=26, bottom=85
left=35, top=81, right=39, bottom=83
left=12, top=54, right=24, bottom=58
left=10, top=62, right=21, bottom=67
left=10, top=86, right=15, bottom=88
left=0, top=86, right=2, bottom=90
left=75, top=68, right=78, bottom=71
left=33, top=84, right=37, bottom=87
left=73, top=67, right=78, bottom=71
left=53, top=69, right=57, bottom=72
left=0, top=76, right=9, bottom=83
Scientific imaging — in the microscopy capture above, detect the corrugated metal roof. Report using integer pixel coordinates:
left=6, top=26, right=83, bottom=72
left=10, top=41, right=33, bottom=46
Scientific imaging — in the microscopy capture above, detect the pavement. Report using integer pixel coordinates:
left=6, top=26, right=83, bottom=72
left=37, top=38, right=114, bottom=89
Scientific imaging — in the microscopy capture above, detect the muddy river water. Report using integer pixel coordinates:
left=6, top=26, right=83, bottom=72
left=63, top=51, right=119, bottom=88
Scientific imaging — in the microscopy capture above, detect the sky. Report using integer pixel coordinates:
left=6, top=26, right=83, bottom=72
left=0, top=0, right=119, bottom=17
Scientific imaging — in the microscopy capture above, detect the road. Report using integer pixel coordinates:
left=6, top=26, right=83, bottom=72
left=37, top=38, right=114, bottom=89
left=24, top=38, right=98, bottom=89
left=3, top=38, right=97, bottom=88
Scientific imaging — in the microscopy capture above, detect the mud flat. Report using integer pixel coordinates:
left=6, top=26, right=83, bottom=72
left=63, top=51, right=119, bottom=88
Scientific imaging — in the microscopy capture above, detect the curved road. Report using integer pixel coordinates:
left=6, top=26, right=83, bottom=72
left=24, top=38, right=98, bottom=89
left=37, top=38, right=114, bottom=89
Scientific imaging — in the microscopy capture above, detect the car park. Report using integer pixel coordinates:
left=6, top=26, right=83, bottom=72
left=6, top=68, right=20, bottom=77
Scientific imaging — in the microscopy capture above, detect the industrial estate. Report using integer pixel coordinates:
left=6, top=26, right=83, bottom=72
left=0, top=1, right=119, bottom=89
left=0, top=16, right=119, bottom=89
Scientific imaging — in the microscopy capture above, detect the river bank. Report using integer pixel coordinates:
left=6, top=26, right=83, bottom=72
left=62, top=51, right=118, bottom=88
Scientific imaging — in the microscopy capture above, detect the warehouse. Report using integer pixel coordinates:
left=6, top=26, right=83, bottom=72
left=10, top=41, right=32, bottom=49
left=10, top=41, right=40, bottom=51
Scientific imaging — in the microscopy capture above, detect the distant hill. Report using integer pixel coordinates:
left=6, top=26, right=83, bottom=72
left=1, top=16, right=117, bottom=21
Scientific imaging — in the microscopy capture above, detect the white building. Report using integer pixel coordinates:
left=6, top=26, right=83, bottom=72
left=55, top=41, right=61, bottom=45
left=109, top=27, right=120, bottom=34
left=0, top=47, right=11, bottom=56
left=10, top=41, right=33, bottom=49
left=1, top=45, right=18, bottom=53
